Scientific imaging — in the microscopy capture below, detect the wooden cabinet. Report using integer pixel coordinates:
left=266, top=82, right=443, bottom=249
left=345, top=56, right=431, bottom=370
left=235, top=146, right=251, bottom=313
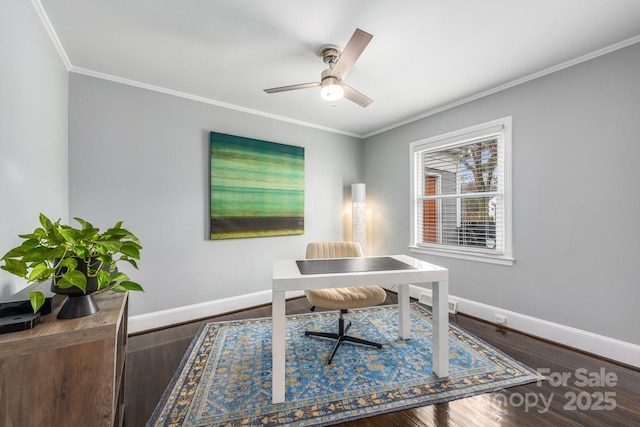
left=0, top=292, right=128, bottom=427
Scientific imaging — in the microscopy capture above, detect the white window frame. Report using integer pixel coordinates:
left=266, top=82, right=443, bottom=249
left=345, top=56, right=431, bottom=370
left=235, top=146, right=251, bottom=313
left=409, top=117, right=514, bottom=266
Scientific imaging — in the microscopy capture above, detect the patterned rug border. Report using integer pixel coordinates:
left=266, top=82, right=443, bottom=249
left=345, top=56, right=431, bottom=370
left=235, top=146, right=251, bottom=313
left=148, top=303, right=543, bottom=426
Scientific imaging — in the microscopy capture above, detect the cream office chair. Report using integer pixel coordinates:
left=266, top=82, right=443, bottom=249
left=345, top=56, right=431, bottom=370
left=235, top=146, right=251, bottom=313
left=303, top=241, right=387, bottom=364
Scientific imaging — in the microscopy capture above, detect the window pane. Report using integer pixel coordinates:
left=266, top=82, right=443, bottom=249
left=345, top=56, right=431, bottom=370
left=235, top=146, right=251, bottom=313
left=416, top=137, right=502, bottom=252
left=458, top=139, right=499, bottom=195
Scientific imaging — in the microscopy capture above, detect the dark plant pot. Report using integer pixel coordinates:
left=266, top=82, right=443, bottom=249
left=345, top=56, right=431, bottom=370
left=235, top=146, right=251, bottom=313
left=51, top=257, right=102, bottom=319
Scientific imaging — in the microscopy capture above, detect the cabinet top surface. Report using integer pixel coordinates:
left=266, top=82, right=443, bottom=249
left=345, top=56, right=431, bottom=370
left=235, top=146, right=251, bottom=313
left=0, top=292, right=127, bottom=352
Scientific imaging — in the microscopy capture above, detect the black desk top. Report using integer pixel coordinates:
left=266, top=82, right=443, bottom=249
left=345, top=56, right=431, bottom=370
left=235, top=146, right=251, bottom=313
left=296, top=256, right=417, bottom=275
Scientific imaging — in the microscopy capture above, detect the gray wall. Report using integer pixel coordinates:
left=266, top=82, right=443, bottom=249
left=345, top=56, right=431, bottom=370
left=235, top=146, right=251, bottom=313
left=0, top=1, right=69, bottom=298
left=68, top=74, right=363, bottom=316
left=364, top=42, right=640, bottom=345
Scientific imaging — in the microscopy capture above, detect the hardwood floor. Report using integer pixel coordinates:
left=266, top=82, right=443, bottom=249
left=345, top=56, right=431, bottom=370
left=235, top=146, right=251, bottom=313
left=125, top=293, right=640, bottom=426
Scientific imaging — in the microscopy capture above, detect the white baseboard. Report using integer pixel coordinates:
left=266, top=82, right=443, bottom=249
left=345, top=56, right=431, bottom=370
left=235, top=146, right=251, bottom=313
left=404, top=284, right=640, bottom=368
left=128, top=290, right=304, bottom=334
left=130, top=286, right=639, bottom=368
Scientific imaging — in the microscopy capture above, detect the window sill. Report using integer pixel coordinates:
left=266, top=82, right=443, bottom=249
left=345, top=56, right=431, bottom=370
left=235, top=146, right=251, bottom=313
left=409, top=245, right=515, bottom=266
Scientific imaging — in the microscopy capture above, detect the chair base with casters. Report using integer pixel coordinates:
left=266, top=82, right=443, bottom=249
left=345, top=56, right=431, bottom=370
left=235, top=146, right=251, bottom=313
left=305, top=308, right=383, bottom=365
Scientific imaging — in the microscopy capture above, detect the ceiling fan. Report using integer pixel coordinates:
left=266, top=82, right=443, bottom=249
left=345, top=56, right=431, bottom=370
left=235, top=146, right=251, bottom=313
left=264, top=28, right=373, bottom=107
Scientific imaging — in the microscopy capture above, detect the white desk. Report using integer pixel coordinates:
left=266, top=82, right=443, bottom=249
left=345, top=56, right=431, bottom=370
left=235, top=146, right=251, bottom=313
left=271, top=254, right=449, bottom=403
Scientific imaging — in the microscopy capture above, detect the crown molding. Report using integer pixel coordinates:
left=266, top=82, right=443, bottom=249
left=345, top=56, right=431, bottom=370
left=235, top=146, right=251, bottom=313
left=32, top=0, right=71, bottom=70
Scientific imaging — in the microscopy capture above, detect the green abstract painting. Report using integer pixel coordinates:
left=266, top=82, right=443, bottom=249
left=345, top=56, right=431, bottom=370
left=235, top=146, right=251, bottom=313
left=210, top=132, right=304, bottom=239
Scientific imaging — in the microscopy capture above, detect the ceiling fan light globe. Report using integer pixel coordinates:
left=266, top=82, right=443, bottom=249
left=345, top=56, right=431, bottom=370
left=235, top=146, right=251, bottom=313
left=320, top=77, right=344, bottom=101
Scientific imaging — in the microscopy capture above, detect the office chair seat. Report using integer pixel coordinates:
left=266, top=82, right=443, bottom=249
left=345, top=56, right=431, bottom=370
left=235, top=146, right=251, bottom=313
left=305, top=286, right=387, bottom=310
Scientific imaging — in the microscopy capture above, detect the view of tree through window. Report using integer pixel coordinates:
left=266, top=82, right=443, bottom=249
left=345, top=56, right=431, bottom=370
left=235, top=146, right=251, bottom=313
left=457, top=139, right=498, bottom=248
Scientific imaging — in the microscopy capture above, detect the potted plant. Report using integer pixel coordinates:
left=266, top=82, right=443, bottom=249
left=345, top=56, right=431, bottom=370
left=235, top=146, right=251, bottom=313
left=1, top=213, right=143, bottom=318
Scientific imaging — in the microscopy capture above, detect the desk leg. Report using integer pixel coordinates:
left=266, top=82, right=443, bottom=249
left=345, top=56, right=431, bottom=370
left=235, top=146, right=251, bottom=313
left=432, top=281, right=449, bottom=377
left=398, top=283, right=411, bottom=339
left=272, top=290, right=286, bottom=403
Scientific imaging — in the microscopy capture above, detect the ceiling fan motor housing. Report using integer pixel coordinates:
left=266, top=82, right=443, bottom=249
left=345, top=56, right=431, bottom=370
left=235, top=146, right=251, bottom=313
left=320, top=46, right=340, bottom=66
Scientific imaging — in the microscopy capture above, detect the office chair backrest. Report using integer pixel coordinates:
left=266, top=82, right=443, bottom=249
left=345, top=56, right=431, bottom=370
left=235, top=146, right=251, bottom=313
left=306, top=241, right=362, bottom=259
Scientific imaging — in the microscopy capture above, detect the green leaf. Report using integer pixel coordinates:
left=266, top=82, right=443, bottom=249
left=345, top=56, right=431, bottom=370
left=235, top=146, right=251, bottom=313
left=50, top=246, right=66, bottom=259
left=110, top=229, right=133, bottom=238
left=58, top=227, right=82, bottom=243
left=22, top=247, right=52, bottom=263
left=110, top=271, right=129, bottom=283
left=18, top=231, right=37, bottom=240
left=28, top=263, right=52, bottom=281
left=97, top=270, right=111, bottom=290
left=20, top=238, right=41, bottom=251
left=53, top=277, right=72, bottom=289
left=95, top=255, right=112, bottom=264
left=123, top=240, right=142, bottom=250
left=103, top=226, right=138, bottom=241
left=60, top=270, right=87, bottom=293
left=1, top=246, right=28, bottom=260
left=119, top=243, right=140, bottom=259
left=1, top=259, right=28, bottom=277
left=97, top=240, right=122, bottom=253
left=49, top=225, right=65, bottom=245
left=110, top=281, right=144, bottom=293
left=74, top=246, right=90, bottom=258
left=58, top=257, right=78, bottom=268
left=39, top=213, right=53, bottom=230
left=32, top=228, right=46, bottom=240
left=121, top=258, right=139, bottom=269
left=56, top=257, right=78, bottom=271
left=73, top=217, right=94, bottom=230
left=29, top=291, right=46, bottom=313
left=80, top=227, right=99, bottom=240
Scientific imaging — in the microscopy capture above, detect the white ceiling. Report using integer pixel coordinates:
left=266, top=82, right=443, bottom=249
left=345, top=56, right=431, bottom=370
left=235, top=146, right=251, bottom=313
left=39, top=0, right=640, bottom=138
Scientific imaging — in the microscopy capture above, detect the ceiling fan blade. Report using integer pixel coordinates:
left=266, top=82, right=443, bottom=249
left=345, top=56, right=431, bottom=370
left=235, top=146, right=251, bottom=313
left=343, top=84, right=373, bottom=108
left=331, top=28, right=373, bottom=80
left=264, top=82, right=319, bottom=94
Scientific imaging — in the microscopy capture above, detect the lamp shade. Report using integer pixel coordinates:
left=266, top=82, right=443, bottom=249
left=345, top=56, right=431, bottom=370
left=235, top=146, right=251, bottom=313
left=320, top=77, right=344, bottom=101
left=351, top=183, right=366, bottom=204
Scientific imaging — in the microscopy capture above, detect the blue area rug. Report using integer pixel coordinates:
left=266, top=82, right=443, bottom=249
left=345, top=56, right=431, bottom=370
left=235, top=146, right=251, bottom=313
left=147, top=303, right=541, bottom=426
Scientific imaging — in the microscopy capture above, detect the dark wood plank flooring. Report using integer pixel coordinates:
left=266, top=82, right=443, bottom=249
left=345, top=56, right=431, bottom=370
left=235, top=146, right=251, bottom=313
left=125, top=293, right=640, bottom=426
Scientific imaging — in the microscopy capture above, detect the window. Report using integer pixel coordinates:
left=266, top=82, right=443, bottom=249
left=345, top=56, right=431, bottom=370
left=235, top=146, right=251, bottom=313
left=410, top=117, right=513, bottom=265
